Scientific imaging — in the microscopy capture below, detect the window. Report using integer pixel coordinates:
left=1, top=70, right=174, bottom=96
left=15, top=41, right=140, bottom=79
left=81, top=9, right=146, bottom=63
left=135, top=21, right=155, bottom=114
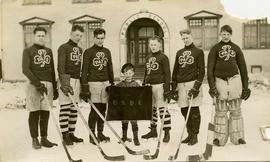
left=185, top=10, right=222, bottom=50
left=72, top=0, right=101, bottom=3
left=19, top=17, right=54, bottom=48
left=69, top=15, right=105, bottom=50
left=243, top=18, right=270, bottom=49
left=23, top=0, right=51, bottom=5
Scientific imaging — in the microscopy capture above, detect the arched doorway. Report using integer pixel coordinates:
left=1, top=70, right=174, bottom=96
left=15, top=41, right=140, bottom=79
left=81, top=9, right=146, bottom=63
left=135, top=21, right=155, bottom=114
left=127, top=18, right=164, bottom=78
left=119, top=11, right=170, bottom=79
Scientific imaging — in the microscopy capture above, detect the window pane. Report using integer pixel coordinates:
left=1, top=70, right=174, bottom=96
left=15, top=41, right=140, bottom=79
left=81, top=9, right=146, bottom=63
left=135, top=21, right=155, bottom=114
left=146, top=27, right=155, bottom=37
left=244, top=25, right=258, bottom=48
left=189, top=19, right=202, bottom=27
left=190, top=27, right=203, bottom=48
left=138, top=27, right=147, bottom=37
left=205, top=27, right=218, bottom=50
left=260, top=25, right=270, bottom=48
left=205, top=19, right=218, bottom=26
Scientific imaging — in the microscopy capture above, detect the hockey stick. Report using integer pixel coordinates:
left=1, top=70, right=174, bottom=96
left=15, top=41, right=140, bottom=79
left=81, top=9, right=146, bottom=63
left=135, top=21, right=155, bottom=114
left=87, top=99, right=150, bottom=155
left=68, top=94, right=125, bottom=161
left=168, top=96, right=194, bottom=161
left=186, top=97, right=216, bottom=162
left=143, top=102, right=169, bottom=160
left=43, top=95, right=82, bottom=162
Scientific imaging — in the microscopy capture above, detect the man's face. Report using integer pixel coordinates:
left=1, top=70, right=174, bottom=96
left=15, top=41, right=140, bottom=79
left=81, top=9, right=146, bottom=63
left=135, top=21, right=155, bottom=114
left=181, top=33, right=193, bottom=46
left=34, top=31, right=46, bottom=46
left=70, top=30, right=83, bottom=44
left=124, top=69, right=134, bottom=82
left=149, top=39, right=161, bottom=53
left=94, top=33, right=105, bottom=47
left=220, top=31, right=231, bottom=43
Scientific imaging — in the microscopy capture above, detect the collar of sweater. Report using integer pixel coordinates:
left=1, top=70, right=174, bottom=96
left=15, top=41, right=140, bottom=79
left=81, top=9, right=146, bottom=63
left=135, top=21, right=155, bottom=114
left=68, top=39, right=78, bottom=46
left=93, top=44, right=104, bottom=50
left=33, top=43, right=45, bottom=49
left=184, top=43, right=195, bottom=49
left=219, top=40, right=232, bottom=45
left=151, top=50, right=161, bottom=55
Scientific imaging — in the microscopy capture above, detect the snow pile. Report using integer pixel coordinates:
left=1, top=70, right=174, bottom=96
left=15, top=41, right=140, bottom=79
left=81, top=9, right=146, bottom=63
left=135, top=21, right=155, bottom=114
left=249, top=72, right=270, bottom=93
left=0, top=82, right=26, bottom=110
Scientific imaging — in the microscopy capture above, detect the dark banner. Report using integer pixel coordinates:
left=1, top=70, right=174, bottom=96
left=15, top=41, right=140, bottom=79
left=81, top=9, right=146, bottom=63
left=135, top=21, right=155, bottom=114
left=106, top=86, right=152, bottom=121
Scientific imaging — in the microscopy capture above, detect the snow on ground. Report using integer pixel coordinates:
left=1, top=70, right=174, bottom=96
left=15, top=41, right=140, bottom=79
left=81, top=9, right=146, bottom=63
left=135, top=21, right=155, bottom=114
left=0, top=73, right=270, bottom=162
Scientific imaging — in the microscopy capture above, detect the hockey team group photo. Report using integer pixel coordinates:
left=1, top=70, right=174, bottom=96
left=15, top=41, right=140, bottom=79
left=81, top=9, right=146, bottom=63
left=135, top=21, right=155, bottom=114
left=1, top=0, right=270, bottom=162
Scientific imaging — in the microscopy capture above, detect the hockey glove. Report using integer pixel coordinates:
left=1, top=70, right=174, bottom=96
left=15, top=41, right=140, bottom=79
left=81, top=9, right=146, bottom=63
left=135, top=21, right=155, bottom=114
left=60, top=85, right=74, bottom=96
left=171, top=90, right=179, bottom=101
left=80, top=84, right=91, bottom=102
left=188, top=88, right=200, bottom=98
left=163, top=91, right=171, bottom=103
left=171, top=81, right=177, bottom=92
left=36, top=83, right=48, bottom=95
left=241, top=88, right=251, bottom=100
left=209, top=87, right=219, bottom=98
left=53, top=89, right=59, bottom=100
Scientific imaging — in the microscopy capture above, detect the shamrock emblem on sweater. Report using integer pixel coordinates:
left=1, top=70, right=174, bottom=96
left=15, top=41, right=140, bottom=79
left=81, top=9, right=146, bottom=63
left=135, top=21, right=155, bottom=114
left=34, top=49, right=50, bottom=67
left=179, top=51, right=194, bottom=68
left=93, top=52, right=108, bottom=70
left=146, top=57, right=159, bottom=75
left=219, top=45, right=236, bottom=61
left=70, top=47, right=82, bottom=65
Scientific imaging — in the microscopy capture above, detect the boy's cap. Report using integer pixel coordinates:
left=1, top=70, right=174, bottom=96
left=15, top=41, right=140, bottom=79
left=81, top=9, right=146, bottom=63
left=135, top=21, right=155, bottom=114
left=121, top=63, right=134, bottom=73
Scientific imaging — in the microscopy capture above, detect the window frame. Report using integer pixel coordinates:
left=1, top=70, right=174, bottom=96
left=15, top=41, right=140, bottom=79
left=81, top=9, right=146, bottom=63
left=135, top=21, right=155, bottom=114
left=243, top=18, right=270, bottom=49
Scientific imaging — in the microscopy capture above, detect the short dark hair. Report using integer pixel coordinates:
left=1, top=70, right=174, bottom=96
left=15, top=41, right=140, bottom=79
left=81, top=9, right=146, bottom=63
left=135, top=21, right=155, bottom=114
left=71, top=25, right=84, bottom=33
left=121, top=63, right=134, bottom=73
left=94, top=28, right=106, bottom=37
left=33, top=26, right=47, bottom=34
left=179, top=28, right=191, bottom=36
left=220, top=25, right=232, bottom=34
left=148, top=35, right=162, bottom=43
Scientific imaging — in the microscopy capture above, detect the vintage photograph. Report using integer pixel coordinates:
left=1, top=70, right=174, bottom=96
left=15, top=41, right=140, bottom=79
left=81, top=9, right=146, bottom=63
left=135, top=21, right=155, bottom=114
left=0, top=0, right=270, bottom=161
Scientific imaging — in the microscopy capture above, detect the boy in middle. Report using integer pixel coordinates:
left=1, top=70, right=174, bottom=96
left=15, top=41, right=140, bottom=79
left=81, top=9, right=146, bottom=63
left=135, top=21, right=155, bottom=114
left=141, top=35, right=172, bottom=143
left=116, top=63, right=141, bottom=146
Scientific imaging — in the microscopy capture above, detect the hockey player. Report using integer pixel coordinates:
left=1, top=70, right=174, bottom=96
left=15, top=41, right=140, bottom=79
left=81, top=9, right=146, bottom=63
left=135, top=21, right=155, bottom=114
left=58, top=25, right=84, bottom=145
left=80, top=28, right=114, bottom=145
left=207, top=25, right=251, bottom=146
left=22, top=27, right=58, bottom=149
left=116, top=63, right=140, bottom=146
left=141, top=35, right=171, bottom=143
left=172, top=29, right=205, bottom=146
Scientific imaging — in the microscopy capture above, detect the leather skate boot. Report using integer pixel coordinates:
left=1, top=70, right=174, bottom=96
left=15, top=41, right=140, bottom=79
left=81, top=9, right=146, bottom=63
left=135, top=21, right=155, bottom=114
left=238, top=138, right=246, bottom=144
left=133, top=131, right=140, bottom=146
left=163, top=129, right=170, bottom=143
left=63, top=133, right=73, bottom=146
left=213, top=138, right=220, bottom=146
left=89, top=134, right=99, bottom=145
left=70, top=133, right=83, bottom=143
left=41, top=136, right=57, bottom=148
left=97, top=131, right=110, bottom=142
left=182, top=133, right=192, bottom=143
left=120, top=130, right=131, bottom=143
left=188, top=134, right=198, bottom=145
left=32, top=138, right=41, bottom=149
left=141, top=127, right=157, bottom=140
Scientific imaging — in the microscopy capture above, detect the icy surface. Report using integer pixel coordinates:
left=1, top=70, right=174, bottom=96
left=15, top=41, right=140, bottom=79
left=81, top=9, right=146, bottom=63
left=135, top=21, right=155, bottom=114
left=0, top=75, right=270, bottom=162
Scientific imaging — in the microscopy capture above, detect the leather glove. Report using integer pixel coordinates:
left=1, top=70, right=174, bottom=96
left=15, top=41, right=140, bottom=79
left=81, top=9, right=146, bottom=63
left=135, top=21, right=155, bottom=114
left=241, top=88, right=251, bottom=100
left=36, top=83, right=47, bottom=95
left=171, top=90, right=179, bottom=101
left=209, top=87, right=219, bottom=98
left=163, top=91, right=171, bottom=103
left=59, top=74, right=73, bottom=96
left=60, top=85, right=74, bottom=96
left=80, top=84, right=91, bottom=102
left=53, top=89, right=59, bottom=100
left=188, top=88, right=200, bottom=98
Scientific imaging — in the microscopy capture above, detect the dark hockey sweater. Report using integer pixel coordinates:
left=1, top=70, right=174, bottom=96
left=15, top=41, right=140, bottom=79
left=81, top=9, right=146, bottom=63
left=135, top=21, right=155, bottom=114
left=22, top=44, right=56, bottom=88
left=116, top=79, right=140, bottom=87
left=172, top=43, right=205, bottom=84
left=57, top=39, right=82, bottom=79
left=207, top=41, right=249, bottom=89
left=81, top=44, right=114, bottom=84
left=143, top=51, right=171, bottom=92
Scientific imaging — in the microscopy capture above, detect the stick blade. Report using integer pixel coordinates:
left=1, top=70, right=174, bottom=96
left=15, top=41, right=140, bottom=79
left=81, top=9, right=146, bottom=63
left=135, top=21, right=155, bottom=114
left=126, top=147, right=150, bottom=155
left=143, top=149, right=159, bottom=160
left=71, top=160, right=83, bottom=162
left=101, top=150, right=125, bottom=161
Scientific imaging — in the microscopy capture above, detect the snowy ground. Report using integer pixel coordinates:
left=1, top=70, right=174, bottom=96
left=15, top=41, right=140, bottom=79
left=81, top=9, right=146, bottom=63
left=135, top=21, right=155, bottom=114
left=0, top=74, right=270, bottom=162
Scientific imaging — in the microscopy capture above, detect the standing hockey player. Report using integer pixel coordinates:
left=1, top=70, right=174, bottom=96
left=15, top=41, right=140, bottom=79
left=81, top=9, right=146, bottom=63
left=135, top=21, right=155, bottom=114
left=207, top=25, right=251, bottom=146
left=80, top=28, right=114, bottom=144
left=116, top=63, right=141, bottom=146
left=22, top=27, right=58, bottom=149
left=141, top=35, right=171, bottom=143
left=58, top=25, right=84, bottom=145
left=172, top=29, right=205, bottom=146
